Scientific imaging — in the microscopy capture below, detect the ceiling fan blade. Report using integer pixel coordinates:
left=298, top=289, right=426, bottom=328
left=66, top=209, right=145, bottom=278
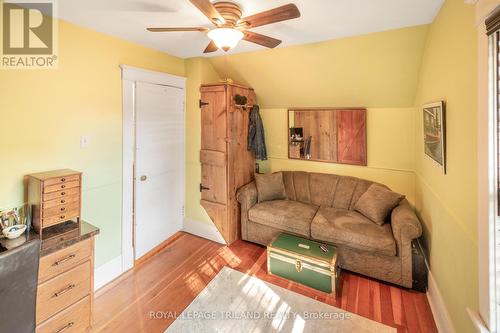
left=189, top=0, right=225, bottom=26
left=147, top=27, right=209, bottom=32
left=238, top=4, right=300, bottom=29
left=243, top=31, right=281, bottom=48
left=203, top=40, right=218, bottom=53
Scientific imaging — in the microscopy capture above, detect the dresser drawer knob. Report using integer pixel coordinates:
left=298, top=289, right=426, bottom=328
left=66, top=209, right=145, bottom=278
left=52, top=254, right=76, bottom=266
left=61, top=178, right=66, bottom=182
left=60, top=207, right=66, bottom=212
left=53, top=283, right=76, bottom=298
left=61, top=199, right=66, bottom=204
left=60, top=215, right=66, bottom=219
left=56, top=322, right=74, bottom=333
left=61, top=191, right=66, bottom=195
left=61, top=185, right=66, bottom=189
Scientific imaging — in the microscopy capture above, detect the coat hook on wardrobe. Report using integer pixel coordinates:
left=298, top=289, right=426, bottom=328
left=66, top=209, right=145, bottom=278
left=234, top=94, right=254, bottom=111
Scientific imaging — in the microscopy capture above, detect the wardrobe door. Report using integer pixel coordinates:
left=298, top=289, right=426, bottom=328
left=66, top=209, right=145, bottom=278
left=336, top=109, right=367, bottom=166
left=200, top=85, right=229, bottom=240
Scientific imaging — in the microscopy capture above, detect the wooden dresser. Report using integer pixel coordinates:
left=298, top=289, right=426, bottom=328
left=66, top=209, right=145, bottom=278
left=199, top=83, right=256, bottom=245
left=25, top=169, right=97, bottom=333
left=36, top=222, right=98, bottom=333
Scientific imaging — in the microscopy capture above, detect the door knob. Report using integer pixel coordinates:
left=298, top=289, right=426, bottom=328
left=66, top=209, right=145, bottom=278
left=140, top=175, right=147, bottom=181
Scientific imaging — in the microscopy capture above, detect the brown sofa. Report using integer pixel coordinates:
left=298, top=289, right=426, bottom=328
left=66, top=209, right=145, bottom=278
left=236, top=171, right=422, bottom=288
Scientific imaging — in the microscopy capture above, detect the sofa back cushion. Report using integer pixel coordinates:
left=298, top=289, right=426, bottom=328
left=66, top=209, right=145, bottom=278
left=353, top=184, right=405, bottom=225
left=255, top=172, right=287, bottom=203
left=282, top=171, right=387, bottom=210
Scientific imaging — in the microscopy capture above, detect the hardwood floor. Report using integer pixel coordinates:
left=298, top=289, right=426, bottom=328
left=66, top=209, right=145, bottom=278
left=91, top=232, right=437, bottom=333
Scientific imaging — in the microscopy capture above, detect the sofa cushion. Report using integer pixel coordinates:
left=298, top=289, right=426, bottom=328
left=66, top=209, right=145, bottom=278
left=311, top=207, right=396, bottom=256
left=354, top=184, right=405, bottom=225
left=255, top=172, right=287, bottom=203
left=249, top=200, right=318, bottom=236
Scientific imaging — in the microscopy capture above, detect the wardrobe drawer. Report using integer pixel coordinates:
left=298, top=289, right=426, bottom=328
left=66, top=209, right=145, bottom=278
left=43, top=195, right=80, bottom=209
left=42, top=211, right=79, bottom=228
left=44, top=174, right=81, bottom=187
left=36, top=295, right=91, bottom=333
left=43, top=188, right=80, bottom=202
left=43, top=202, right=80, bottom=218
left=44, top=181, right=80, bottom=194
left=39, top=239, right=92, bottom=283
left=36, top=260, right=91, bottom=325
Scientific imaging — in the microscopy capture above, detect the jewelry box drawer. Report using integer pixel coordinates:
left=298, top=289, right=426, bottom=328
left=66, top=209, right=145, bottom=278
left=43, top=202, right=80, bottom=218
left=44, top=181, right=80, bottom=194
left=39, top=239, right=92, bottom=283
left=42, top=211, right=80, bottom=228
left=36, top=295, right=91, bottom=333
left=43, top=188, right=80, bottom=202
left=36, top=260, right=91, bottom=325
left=43, top=195, right=80, bottom=209
left=43, top=174, right=81, bottom=187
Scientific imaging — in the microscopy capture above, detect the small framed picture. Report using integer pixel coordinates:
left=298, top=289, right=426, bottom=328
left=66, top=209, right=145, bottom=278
left=423, top=101, right=446, bottom=174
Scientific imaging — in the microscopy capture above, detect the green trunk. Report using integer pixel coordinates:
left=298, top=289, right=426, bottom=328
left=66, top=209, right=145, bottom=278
left=267, top=233, right=338, bottom=294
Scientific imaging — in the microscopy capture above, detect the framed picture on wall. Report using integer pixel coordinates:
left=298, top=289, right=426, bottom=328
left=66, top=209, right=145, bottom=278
left=423, top=101, right=446, bottom=174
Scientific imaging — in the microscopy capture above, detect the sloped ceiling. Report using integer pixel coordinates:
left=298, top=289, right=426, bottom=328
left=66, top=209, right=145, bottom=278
left=208, top=25, right=430, bottom=108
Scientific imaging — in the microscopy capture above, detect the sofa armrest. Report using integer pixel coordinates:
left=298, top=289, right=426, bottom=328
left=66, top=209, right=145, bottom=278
left=237, top=181, right=257, bottom=207
left=236, top=181, right=257, bottom=240
left=391, top=199, right=422, bottom=241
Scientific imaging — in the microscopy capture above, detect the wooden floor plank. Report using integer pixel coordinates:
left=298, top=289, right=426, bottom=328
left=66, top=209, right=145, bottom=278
left=91, top=233, right=437, bottom=333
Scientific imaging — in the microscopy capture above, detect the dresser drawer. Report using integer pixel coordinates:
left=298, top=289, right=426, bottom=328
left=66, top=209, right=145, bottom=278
left=39, top=239, right=92, bottom=283
left=43, top=195, right=80, bottom=209
left=43, top=188, right=80, bottom=202
left=44, top=181, right=80, bottom=194
left=36, top=260, right=91, bottom=324
left=42, top=211, right=80, bottom=228
left=36, top=295, right=91, bottom=333
left=43, top=202, right=80, bottom=218
left=43, top=174, right=81, bottom=187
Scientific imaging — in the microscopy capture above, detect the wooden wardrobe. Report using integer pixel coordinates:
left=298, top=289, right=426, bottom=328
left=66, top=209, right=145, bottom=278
left=199, top=83, right=256, bottom=245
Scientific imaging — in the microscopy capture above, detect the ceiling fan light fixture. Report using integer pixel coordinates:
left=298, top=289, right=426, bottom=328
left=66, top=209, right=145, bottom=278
left=207, top=28, right=243, bottom=52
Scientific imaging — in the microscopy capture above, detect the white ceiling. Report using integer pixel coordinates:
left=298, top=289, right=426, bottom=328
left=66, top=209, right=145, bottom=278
left=57, top=0, right=444, bottom=59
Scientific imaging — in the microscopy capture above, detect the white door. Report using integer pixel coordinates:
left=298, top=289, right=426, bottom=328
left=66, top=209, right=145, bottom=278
left=134, top=81, right=184, bottom=259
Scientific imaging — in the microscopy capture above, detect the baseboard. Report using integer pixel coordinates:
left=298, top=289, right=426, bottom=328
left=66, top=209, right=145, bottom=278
left=94, top=255, right=123, bottom=291
left=183, top=218, right=226, bottom=245
left=467, top=308, right=490, bottom=333
left=427, top=270, right=455, bottom=333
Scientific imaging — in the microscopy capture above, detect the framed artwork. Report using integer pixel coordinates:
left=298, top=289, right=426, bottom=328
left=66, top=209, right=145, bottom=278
left=423, top=101, right=446, bottom=173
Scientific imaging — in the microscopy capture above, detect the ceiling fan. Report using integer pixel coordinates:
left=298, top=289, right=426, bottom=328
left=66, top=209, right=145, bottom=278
left=147, top=0, right=300, bottom=53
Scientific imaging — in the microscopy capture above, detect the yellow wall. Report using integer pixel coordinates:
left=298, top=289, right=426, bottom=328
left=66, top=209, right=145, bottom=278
left=0, top=19, right=185, bottom=267
left=208, top=25, right=428, bottom=108
left=413, top=1, right=478, bottom=332
left=257, top=107, right=416, bottom=202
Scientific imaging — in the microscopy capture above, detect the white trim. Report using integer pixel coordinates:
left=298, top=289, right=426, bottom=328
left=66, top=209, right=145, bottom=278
left=121, top=79, right=135, bottom=272
left=121, top=65, right=186, bottom=272
left=94, top=255, right=123, bottom=291
left=477, top=2, right=500, bottom=330
left=427, top=271, right=456, bottom=333
left=183, top=218, right=227, bottom=245
left=120, top=65, right=186, bottom=88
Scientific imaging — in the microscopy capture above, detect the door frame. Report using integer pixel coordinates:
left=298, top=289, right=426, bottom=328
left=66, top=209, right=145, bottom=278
left=120, top=65, right=186, bottom=272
